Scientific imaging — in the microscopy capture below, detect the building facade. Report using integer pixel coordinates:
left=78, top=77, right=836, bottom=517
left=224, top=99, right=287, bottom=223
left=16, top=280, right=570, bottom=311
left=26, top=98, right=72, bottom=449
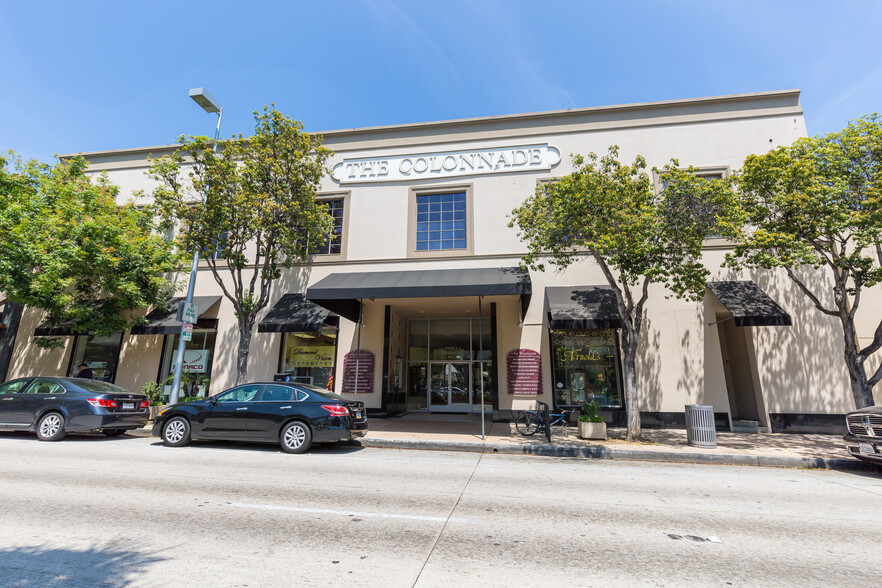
left=6, top=89, right=880, bottom=433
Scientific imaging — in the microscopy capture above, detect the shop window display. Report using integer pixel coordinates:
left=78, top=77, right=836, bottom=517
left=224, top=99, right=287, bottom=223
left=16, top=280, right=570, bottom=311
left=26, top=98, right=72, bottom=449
left=280, top=329, right=337, bottom=388
left=551, top=329, right=622, bottom=408
left=70, top=333, right=123, bottom=382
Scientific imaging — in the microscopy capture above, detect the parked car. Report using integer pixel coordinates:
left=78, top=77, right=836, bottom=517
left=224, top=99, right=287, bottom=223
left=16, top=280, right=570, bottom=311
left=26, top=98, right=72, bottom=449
left=0, top=377, right=149, bottom=441
left=843, top=406, right=882, bottom=465
left=152, top=382, right=367, bottom=454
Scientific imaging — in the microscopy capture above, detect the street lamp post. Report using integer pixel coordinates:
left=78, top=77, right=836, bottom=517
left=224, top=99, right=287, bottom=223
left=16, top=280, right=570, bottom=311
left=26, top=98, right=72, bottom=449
left=168, top=88, right=223, bottom=405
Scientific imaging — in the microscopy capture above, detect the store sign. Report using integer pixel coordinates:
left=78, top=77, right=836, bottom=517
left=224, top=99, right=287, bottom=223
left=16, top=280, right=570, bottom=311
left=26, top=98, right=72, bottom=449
left=507, top=349, right=542, bottom=395
left=175, top=349, right=210, bottom=373
left=331, top=144, right=561, bottom=184
left=286, top=345, right=335, bottom=368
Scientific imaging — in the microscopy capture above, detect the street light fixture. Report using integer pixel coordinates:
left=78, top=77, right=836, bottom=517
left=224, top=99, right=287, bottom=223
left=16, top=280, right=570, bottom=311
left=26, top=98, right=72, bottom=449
left=168, top=88, right=223, bottom=405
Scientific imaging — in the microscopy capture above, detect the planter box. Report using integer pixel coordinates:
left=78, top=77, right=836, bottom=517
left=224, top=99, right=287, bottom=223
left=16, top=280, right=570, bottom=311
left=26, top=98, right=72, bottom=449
left=148, top=405, right=167, bottom=421
left=578, top=421, right=607, bottom=440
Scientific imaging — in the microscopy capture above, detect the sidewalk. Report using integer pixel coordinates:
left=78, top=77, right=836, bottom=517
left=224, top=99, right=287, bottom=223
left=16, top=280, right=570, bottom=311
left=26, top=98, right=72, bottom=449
left=355, top=416, right=875, bottom=472
left=136, top=416, right=877, bottom=472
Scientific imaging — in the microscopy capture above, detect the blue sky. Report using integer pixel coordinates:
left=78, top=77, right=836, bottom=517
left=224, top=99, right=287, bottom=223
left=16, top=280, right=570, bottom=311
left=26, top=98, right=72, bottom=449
left=2, top=0, right=880, bottom=164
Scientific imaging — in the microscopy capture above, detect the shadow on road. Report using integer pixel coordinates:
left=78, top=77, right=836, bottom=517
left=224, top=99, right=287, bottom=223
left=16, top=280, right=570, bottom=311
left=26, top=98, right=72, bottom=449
left=0, top=543, right=165, bottom=587
left=0, top=431, right=143, bottom=443
left=147, top=439, right=365, bottom=455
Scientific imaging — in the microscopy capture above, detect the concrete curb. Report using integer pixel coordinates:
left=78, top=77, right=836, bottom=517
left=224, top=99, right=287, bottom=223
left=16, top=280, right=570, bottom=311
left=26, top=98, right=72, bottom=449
left=349, top=437, right=878, bottom=472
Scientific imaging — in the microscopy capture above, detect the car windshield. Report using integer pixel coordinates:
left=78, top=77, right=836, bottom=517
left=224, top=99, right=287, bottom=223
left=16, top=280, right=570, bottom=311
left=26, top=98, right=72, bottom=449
left=73, top=380, right=135, bottom=394
left=298, top=385, right=348, bottom=402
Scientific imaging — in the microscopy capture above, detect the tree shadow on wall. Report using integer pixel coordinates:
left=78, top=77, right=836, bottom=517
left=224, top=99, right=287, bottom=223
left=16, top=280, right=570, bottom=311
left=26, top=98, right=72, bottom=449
left=0, top=542, right=166, bottom=587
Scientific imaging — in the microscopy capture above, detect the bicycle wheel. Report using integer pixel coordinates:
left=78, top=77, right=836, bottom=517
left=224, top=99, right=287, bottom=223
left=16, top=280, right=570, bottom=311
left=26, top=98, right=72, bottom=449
left=515, top=412, right=541, bottom=436
left=550, top=415, right=568, bottom=438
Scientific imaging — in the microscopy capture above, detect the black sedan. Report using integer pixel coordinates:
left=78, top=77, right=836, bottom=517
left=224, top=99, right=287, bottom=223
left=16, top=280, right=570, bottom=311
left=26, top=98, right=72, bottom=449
left=0, top=377, right=149, bottom=441
left=152, top=382, right=367, bottom=454
left=843, top=406, right=882, bottom=465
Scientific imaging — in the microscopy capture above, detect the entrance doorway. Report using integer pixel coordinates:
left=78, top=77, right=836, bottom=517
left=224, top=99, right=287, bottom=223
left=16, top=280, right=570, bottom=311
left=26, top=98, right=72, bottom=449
left=406, top=318, right=493, bottom=413
left=717, top=320, right=765, bottom=426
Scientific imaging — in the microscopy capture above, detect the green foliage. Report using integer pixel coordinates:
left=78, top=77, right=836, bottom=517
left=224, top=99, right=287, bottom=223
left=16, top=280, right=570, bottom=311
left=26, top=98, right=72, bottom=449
left=510, top=146, right=740, bottom=440
left=0, top=152, right=180, bottom=348
left=511, top=147, right=738, bottom=303
left=579, top=400, right=604, bottom=423
left=140, top=380, right=164, bottom=405
left=149, top=106, right=334, bottom=384
left=730, top=114, right=882, bottom=286
left=728, top=114, right=882, bottom=407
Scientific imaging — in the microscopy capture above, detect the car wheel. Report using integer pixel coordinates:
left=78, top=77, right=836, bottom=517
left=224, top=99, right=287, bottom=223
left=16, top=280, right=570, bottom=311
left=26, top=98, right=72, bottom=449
left=102, top=429, right=127, bottom=437
left=280, top=421, right=312, bottom=454
left=162, top=416, right=191, bottom=447
left=36, top=412, right=66, bottom=442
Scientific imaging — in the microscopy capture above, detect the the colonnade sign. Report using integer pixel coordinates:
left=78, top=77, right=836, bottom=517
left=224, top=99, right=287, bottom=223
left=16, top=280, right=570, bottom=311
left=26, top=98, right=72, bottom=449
left=331, top=144, right=561, bottom=184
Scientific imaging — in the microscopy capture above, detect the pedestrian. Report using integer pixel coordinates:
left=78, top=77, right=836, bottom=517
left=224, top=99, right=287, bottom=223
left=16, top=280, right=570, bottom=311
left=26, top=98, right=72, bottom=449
left=75, top=362, right=93, bottom=379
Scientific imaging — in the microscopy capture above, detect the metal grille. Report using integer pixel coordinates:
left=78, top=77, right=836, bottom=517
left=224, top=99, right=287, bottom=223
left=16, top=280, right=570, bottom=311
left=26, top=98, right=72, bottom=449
left=847, top=414, right=882, bottom=437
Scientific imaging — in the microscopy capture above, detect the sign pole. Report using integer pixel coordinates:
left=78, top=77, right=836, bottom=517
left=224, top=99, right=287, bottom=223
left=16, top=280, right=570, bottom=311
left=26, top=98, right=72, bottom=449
left=479, top=296, right=485, bottom=440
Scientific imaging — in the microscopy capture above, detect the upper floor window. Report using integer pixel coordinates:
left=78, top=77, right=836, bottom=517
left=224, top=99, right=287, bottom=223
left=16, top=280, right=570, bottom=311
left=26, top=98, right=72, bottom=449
left=310, top=198, right=344, bottom=255
left=415, top=192, right=467, bottom=251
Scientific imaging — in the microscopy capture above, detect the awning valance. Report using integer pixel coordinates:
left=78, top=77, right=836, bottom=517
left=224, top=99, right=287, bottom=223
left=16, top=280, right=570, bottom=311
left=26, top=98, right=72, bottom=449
left=306, top=267, right=532, bottom=322
left=258, top=293, right=338, bottom=333
left=546, top=286, right=623, bottom=330
left=34, top=320, right=77, bottom=337
left=130, top=296, right=222, bottom=335
left=707, top=281, right=792, bottom=327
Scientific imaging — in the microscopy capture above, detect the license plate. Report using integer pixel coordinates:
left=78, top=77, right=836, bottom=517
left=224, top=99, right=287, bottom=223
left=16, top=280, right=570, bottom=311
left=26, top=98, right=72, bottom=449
left=859, top=443, right=876, bottom=454
left=354, top=411, right=362, bottom=419
left=122, top=402, right=135, bottom=410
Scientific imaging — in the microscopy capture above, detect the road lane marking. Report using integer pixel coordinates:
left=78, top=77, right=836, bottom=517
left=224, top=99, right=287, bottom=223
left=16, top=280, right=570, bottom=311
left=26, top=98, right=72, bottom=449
left=226, top=502, right=478, bottom=524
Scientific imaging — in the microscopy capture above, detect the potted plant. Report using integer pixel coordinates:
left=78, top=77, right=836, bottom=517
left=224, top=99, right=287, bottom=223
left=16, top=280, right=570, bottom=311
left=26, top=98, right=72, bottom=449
left=141, top=381, right=166, bottom=421
left=578, top=400, right=607, bottom=440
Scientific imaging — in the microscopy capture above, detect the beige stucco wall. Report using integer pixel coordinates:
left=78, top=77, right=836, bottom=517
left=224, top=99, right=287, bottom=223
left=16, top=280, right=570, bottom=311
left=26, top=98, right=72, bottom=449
left=12, top=89, right=876, bottom=421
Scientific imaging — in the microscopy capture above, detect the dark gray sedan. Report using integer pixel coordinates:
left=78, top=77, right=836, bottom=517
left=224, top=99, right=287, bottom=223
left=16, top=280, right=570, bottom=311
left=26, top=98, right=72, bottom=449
left=0, top=377, right=149, bottom=441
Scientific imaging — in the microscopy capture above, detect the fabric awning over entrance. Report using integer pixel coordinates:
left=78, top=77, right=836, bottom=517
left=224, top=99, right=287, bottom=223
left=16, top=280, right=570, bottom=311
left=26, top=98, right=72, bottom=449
left=707, top=281, right=792, bottom=327
left=306, top=267, right=532, bottom=322
left=258, top=293, right=339, bottom=333
left=546, top=286, right=623, bottom=330
left=130, top=296, right=222, bottom=335
left=34, top=319, right=77, bottom=337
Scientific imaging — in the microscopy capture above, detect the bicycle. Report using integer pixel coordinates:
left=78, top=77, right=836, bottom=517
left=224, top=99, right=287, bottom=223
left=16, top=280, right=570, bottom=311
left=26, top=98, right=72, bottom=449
left=515, top=401, right=575, bottom=438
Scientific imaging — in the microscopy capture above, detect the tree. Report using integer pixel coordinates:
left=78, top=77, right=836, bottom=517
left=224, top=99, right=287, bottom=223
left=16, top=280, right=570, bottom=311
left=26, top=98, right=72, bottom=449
left=510, top=147, right=737, bottom=441
left=149, top=106, right=334, bottom=385
left=729, top=115, right=882, bottom=408
left=0, top=152, right=180, bottom=348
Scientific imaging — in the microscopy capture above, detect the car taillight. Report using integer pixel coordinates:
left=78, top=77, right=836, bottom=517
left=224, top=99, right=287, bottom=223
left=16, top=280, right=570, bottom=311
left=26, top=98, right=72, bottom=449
left=86, top=398, right=118, bottom=408
left=321, top=404, right=349, bottom=416
left=139, top=401, right=149, bottom=408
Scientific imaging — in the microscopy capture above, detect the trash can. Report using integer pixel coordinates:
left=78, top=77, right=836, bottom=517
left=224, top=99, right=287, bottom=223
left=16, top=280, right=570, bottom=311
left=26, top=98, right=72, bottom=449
left=685, top=404, right=717, bottom=448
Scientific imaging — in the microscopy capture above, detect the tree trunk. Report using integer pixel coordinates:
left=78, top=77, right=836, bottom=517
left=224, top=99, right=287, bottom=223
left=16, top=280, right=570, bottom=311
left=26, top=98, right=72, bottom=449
left=840, top=316, right=875, bottom=408
left=235, top=315, right=255, bottom=386
left=620, top=327, right=642, bottom=441
left=0, top=302, right=23, bottom=381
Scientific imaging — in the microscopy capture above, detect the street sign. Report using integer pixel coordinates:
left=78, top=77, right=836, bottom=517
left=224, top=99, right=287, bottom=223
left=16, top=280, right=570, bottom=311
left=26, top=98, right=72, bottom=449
left=179, top=301, right=199, bottom=324
left=182, top=322, right=194, bottom=342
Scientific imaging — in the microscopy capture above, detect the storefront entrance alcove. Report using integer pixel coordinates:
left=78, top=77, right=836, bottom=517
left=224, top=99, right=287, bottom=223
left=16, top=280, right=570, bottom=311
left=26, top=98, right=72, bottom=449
left=406, top=317, right=493, bottom=413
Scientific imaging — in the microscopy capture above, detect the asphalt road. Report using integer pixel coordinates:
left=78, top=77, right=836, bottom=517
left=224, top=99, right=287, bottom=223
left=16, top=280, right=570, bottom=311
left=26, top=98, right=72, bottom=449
left=0, top=431, right=879, bottom=587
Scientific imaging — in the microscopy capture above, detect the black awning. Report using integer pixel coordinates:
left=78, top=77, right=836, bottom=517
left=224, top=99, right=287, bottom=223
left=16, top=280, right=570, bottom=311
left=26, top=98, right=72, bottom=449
left=546, top=286, right=623, bottom=330
left=306, top=267, right=532, bottom=322
left=258, top=293, right=338, bottom=333
left=34, top=319, right=77, bottom=337
left=130, top=296, right=222, bottom=335
left=707, top=281, right=792, bottom=327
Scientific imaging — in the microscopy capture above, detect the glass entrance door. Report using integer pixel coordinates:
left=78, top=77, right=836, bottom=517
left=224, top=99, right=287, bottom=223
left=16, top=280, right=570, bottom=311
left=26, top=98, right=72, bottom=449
left=429, top=362, right=471, bottom=411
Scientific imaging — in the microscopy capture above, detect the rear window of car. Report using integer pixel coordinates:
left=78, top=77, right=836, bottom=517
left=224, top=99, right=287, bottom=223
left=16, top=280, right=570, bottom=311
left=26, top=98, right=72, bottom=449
left=297, top=385, right=348, bottom=402
left=74, top=380, right=135, bottom=394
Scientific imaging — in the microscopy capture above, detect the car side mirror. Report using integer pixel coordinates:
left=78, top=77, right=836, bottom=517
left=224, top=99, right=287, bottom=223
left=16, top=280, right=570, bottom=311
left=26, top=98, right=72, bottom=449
left=209, top=396, right=219, bottom=405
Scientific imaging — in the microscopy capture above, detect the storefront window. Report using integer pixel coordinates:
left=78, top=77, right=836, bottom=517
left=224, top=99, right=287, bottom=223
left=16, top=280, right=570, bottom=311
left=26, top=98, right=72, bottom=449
left=160, top=330, right=217, bottom=398
left=70, top=333, right=123, bottom=382
left=550, top=329, right=622, bottom=408
left=279, top=329, right=337, bottom=389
